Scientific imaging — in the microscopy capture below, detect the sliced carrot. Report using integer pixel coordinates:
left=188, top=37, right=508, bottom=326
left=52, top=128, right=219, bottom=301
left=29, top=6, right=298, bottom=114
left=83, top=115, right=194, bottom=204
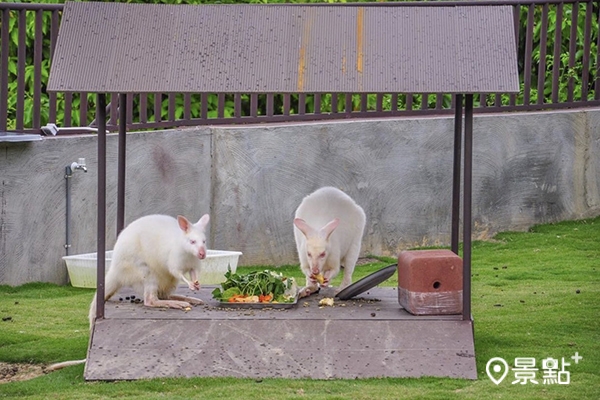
left=228, top=294, right=248, bottom=303
left=259, top=294, right=273, bottom=303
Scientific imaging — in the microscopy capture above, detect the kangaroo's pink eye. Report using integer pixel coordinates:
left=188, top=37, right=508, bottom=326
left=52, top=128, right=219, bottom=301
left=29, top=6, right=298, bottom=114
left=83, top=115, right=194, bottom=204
left=190, top=240, right=197, bottom=245
left=319, top=252, right=326, bottom=258
left=307, top=252, right=312, bottom=257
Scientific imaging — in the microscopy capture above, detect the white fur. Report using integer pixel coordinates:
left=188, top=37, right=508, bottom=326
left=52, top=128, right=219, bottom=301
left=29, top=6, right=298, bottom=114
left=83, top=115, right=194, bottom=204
left=89, top=213, right=210, bottom=326
left=293, top=187, right=366, bottom=298
left=49, top=214, right=210, bottom=372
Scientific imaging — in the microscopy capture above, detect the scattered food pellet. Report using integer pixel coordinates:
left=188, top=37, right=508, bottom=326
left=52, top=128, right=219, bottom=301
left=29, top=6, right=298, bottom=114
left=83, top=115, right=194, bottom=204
left=14, top=302, right=19, bottom=305
left=2, top=316, right=12, bottom=321
left=319, top=298, right=334, bottom=307
left=520, top=300, right=525, bottom=303
left=184, top=307, right=192, bottom=312
left=494, top=304, right=503, bottom=307
left=125, top=297, right=130, bottom=300
left=131, top=295, right=136, bottom=299
left=371, top=312, right=376, bottom=317
left=576, top=289, right=581, bottom=294
left=119, top=298, right=123, bottom=301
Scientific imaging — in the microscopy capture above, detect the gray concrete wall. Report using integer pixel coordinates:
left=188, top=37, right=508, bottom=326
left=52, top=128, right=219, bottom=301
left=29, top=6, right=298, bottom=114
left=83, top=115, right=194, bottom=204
left=1, top=108, right=599, bottom=285
left=211, top=109, right=600, bottom=266
left=0, top=129, right=212, bottom=285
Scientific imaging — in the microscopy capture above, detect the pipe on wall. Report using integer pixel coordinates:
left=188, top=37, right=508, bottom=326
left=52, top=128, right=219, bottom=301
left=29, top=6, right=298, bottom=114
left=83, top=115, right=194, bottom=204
left=64, top=158, right=87, bottom=256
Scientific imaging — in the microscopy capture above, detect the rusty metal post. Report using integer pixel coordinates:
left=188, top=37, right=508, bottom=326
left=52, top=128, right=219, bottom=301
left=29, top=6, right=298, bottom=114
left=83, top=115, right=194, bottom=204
left=451, top=94, right=463, bottom=255
left=117, top=93, right=127, bottom=235
left=462, top=94, right=473, bottom=321
left=96, top=93, right=107, bottom=321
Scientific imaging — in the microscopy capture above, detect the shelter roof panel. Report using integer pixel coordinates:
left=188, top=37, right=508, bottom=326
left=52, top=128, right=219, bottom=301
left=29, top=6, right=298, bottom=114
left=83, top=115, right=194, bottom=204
left=47, top=2, right=519, bottom=94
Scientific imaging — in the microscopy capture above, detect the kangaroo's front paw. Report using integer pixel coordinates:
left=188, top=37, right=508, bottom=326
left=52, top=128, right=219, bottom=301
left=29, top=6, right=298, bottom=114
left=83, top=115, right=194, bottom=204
left=313, top=274, right=331, bottom=287
left=188, top=280, right=201, bottom=291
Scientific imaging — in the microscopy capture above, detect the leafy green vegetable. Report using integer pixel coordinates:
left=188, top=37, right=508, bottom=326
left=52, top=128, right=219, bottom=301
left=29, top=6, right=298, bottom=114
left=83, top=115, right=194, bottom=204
left=212, top=266, right=297, bottom=303
left=220, top=287, right=242, bottom=299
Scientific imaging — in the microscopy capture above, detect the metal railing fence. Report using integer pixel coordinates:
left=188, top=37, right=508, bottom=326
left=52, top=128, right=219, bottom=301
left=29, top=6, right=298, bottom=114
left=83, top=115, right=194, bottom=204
left=0, top=1, right=598, bottom=134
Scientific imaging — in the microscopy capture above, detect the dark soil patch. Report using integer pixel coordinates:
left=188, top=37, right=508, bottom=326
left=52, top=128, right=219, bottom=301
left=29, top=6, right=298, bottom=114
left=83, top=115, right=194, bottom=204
left=0, top=362, right=46, bottom=384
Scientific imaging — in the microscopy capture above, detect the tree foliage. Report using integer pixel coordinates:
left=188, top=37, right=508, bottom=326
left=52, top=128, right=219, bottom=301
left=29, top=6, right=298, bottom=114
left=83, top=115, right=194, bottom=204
left=1, top=0, right=597, bottom=130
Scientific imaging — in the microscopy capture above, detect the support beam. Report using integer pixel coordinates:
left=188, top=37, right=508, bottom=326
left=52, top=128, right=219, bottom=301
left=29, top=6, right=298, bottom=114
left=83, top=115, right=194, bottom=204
left=462, top=94, right=473, bottom=321
left=117, top=93, right=127, bottom=235
left=95, top=93, right=107, bottom=321
left=451, top=93, right=463, bottom=254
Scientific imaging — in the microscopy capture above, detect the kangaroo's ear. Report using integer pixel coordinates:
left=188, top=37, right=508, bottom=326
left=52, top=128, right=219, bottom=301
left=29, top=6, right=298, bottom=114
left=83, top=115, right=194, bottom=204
left=294, top=218, right=316, bottom=237
left=177, top=215, right=192, bottom=233
left=196, top=214, right=210, bottom=229
left=319, top=218, right=339, bottom=240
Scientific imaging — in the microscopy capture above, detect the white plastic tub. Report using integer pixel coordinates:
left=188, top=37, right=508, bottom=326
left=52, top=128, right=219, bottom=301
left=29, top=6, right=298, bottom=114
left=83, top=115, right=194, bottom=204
left=62, top=249, right=242, bottom=288
left=196, top=250, right=243, bottom=284
left=62, top=251, right=113, bottom=289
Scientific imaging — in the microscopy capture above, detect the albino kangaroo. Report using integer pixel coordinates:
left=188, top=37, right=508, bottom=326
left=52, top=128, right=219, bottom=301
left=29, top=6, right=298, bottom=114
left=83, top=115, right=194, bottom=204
left=88, top=213, right=210, bottom=325
left=48, top=213, right=210, bottom=371
left=293, top=187, right=366, bottom=298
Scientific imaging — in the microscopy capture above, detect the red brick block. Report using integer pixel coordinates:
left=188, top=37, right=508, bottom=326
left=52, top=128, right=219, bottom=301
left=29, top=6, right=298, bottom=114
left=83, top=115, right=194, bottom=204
left=397, top=249, right=463, bottom=315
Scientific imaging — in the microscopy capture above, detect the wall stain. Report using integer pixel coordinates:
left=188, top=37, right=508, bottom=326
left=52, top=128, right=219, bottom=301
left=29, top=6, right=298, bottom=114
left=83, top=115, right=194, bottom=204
left=152, top=145, right=175, bottom=183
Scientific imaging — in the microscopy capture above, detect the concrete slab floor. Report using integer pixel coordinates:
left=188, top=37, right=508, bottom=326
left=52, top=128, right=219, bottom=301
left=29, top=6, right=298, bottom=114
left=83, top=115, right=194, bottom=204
left=85, top=286, right=476, bottom=380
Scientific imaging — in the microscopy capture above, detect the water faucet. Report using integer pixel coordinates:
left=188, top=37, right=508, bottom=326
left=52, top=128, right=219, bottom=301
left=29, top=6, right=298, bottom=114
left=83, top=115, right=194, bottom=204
left=70, top=158, right=87, bottom=173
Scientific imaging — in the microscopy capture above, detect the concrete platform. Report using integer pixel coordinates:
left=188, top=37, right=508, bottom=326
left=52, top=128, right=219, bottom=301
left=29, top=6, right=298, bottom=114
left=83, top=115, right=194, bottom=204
left=84, top=286, right=476, bottom=381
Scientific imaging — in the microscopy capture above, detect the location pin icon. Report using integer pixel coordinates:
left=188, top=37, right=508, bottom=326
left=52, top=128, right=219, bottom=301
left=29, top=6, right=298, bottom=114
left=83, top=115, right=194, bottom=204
left=486, top=357, right=509, bottom=385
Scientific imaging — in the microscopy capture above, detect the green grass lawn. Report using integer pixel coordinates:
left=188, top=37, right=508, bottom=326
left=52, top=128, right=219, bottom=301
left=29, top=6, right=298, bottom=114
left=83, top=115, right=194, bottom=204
left=0, top=217, right=598, bottom=399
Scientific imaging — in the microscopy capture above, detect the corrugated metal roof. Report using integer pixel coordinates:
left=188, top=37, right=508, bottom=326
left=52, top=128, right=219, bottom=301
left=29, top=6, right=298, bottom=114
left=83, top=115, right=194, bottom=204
left=47, top=2, right=519, bottom=94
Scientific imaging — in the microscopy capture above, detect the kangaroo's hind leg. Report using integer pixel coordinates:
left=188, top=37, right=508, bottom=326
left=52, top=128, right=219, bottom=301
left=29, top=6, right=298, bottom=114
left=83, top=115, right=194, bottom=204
left=143, top=275, right=191, bottom=309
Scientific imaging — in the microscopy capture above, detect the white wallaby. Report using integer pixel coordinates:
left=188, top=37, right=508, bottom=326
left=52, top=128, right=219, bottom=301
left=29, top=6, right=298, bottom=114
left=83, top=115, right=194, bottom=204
left=48, top=213, right=210, bottom=371
left=293, top=187, right=366, bottom=298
